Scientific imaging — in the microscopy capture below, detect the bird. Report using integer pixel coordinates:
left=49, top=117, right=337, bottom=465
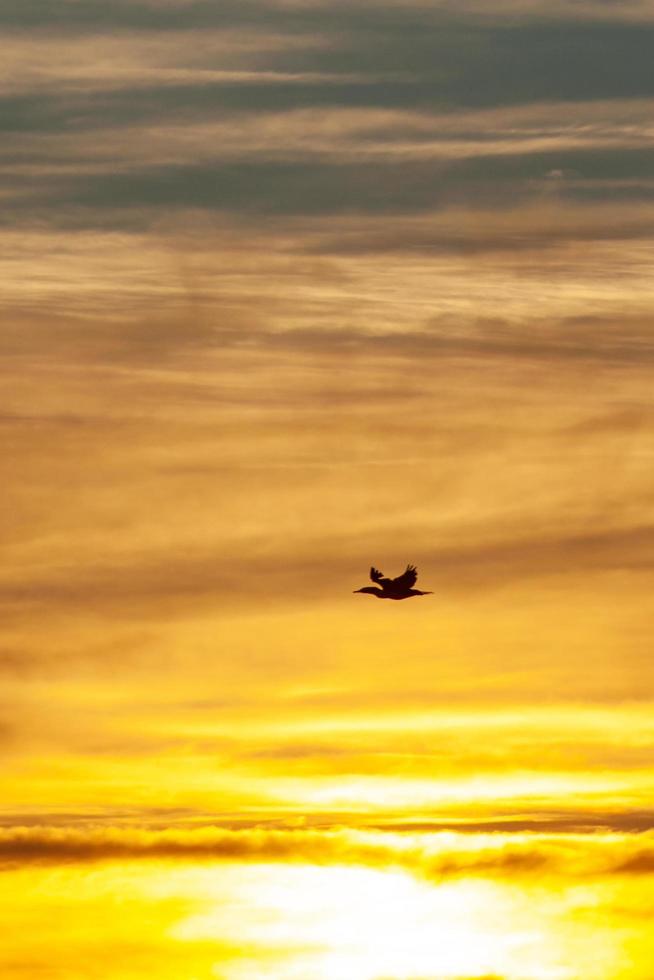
left=353, top=564, right=432, bottom=600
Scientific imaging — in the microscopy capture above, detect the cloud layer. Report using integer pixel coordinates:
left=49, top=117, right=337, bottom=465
left=5, top=824, right=654, bottom=882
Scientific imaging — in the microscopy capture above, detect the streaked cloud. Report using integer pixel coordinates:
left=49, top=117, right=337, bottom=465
left=5, top=824, right=654, bottom=884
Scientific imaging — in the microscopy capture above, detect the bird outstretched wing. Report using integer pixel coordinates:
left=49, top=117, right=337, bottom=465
left=370, top=566, right=393, bottom=588
left=391, top=564, right=418, bottom=589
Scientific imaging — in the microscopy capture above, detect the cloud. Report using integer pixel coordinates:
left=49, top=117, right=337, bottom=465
left=0, top=30, right=334, bottom=97
left=2, top=0, right=653, bottom=33
left=1, top=275, right=653, bottom=665
left=10, top=133, right=654, bottom=226
left=1, top=518, right=653, bottom=631
left=3, top=825, right=654, bottom=883
left=4, top=8, right=654, bottom=234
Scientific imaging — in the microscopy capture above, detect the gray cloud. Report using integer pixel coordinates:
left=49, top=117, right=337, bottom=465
left=3, top=7, right=654, bottom=231
left=34, top=149, right=649, bottom=222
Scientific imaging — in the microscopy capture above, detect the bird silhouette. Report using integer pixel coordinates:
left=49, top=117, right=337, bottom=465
left=353, top=564, right=432, bottom=600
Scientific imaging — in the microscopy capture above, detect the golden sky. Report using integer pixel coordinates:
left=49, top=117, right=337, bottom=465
left=1, top=1, right=654, bottom=978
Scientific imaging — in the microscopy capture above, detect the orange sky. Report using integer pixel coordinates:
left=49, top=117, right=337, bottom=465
left=2, top=1, right=654, bottom=977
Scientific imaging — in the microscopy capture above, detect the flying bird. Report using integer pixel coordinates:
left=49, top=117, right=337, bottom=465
left=353, top=564, right=432, bottom=600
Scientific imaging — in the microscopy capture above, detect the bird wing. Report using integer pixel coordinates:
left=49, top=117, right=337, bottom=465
left=391, top=564, right=418, bottom=589
left=370, top=566, right=393, bottom=588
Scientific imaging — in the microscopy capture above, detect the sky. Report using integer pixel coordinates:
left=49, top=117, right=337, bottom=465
left=2, top=1, right=654, bottom=978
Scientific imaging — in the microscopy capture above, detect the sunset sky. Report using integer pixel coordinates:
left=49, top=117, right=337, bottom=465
left=2, top=1, right=654, bottom=978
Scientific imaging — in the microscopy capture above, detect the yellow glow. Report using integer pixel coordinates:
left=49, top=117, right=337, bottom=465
left=178, top=867, right=528, bottom=980
left=0, top=856, right=638, bottom=980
